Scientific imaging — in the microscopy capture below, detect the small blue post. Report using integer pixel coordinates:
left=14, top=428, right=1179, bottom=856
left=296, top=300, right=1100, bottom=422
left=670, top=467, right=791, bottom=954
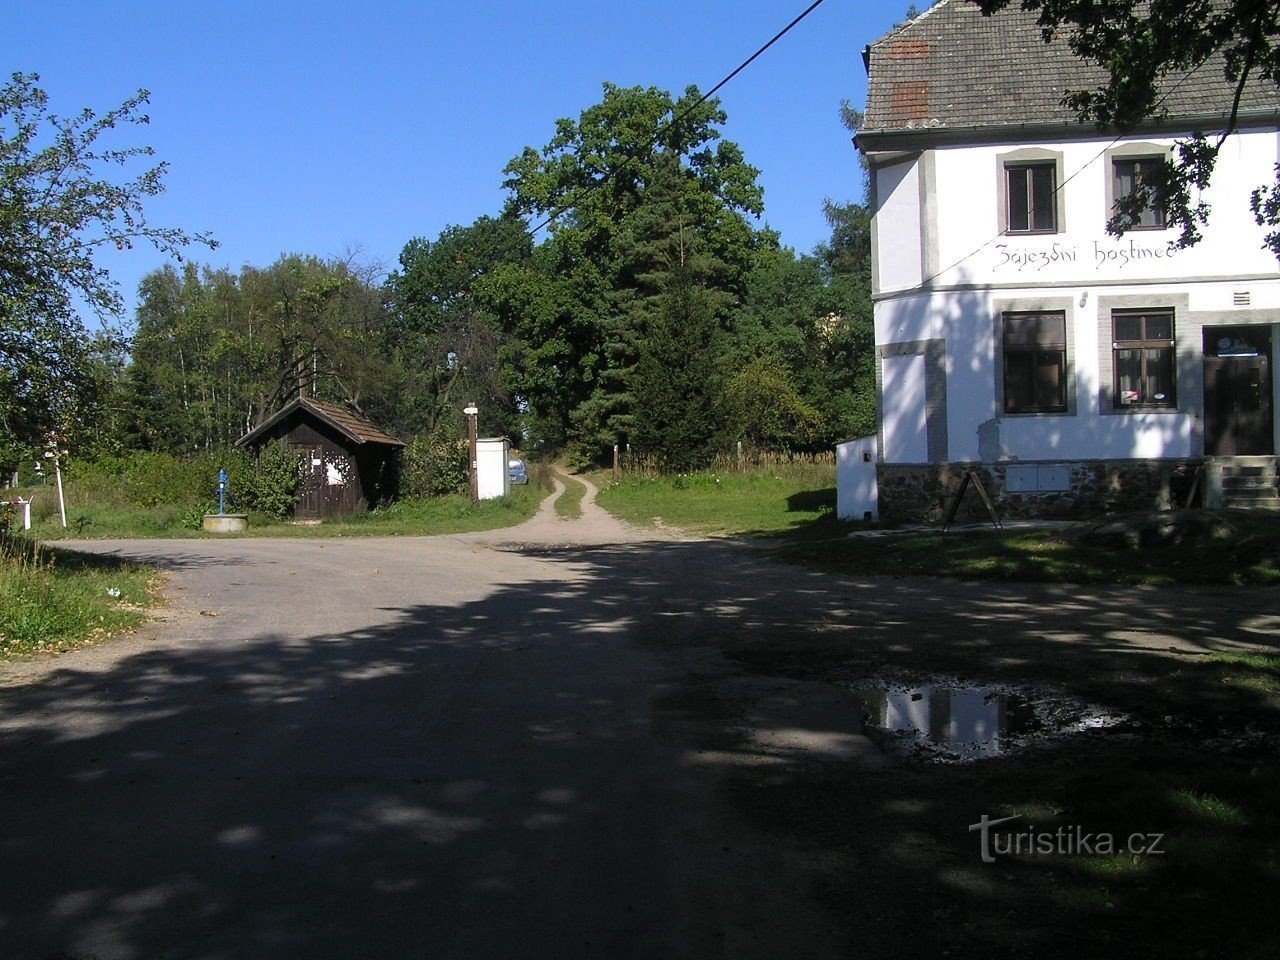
left=217, top=468, right=228, bottom=516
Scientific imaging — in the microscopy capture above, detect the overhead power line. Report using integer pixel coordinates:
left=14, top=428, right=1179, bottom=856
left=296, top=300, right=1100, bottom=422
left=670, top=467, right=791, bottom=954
left=524, top=0, right=831, bottom=239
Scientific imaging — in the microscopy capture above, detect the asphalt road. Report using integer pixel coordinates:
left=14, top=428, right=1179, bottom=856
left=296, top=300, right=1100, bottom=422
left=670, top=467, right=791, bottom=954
left=2, top=478, right=1276, bottom=959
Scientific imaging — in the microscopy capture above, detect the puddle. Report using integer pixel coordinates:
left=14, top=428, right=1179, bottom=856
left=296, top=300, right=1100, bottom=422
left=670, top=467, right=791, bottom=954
left=848, top=679, right=1122, bottom=762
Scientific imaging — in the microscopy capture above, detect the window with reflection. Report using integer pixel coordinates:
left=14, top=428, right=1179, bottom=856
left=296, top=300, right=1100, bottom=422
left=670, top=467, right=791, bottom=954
left=1112, top=157, right=1166, bottom=229
left=1005, top=162, right=1057, bottom=233
left=1003, top=312, right=1068, bottom=413
left=1113, top=309, right=1176, bottom=409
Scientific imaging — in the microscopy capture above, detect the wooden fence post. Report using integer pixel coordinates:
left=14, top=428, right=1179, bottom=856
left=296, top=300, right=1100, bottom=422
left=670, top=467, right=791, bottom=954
left=613, top=444, right=619, bottom=482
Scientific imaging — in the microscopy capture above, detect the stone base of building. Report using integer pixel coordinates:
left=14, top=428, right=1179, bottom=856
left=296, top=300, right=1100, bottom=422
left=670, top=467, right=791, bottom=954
left=878, top=460, right=1204, bottom=524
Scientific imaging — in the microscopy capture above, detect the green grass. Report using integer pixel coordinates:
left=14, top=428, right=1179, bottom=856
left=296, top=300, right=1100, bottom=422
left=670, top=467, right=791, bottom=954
left=1205, top=652, right=1280, bottom=694
left=769, top=517, right=1280, bottom=585
left=22, top=483, right=549, bottom=540
left=0, top=533, right=160, bottom=659
left=554, top=471, right=587, bottom=520
left=593, top=465, right=835, bottom=535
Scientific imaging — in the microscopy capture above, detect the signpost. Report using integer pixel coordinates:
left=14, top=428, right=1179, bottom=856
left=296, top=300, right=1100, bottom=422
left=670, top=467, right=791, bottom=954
left=463, top=404, right=479, bottom=505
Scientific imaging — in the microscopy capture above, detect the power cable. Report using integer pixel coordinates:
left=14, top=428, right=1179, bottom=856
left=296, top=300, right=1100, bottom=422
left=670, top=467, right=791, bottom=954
left=523, top=0, right=830, bottom=238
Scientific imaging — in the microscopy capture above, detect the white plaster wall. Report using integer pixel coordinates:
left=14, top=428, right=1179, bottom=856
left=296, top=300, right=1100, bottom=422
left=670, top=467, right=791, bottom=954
left=878, top=289, right=1203, bottom=464
left=927, top=127, right=1278, bottom=289
left=836, top=435, right=878, bottom=520
left=882, top=354, right=929, bottom=462
left=875, top=158, right=923, bottom=293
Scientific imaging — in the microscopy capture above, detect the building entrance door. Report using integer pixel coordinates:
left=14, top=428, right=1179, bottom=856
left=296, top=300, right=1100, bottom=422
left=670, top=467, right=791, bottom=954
left=1203, top=326, right=1274, bottom=456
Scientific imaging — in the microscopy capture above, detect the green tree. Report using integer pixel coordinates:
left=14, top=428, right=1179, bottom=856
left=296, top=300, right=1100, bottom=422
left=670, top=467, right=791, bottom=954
left=383, top=216, right=529, bottom=440
left=630, top=212, right=729, bottom=470
left=128, top=254, right=388, bottom=452
left=500, top=82, right=769, bottom=459
left=974, top=0, right=1280, bottom=253
left=0, top=72, right=215, bottom=453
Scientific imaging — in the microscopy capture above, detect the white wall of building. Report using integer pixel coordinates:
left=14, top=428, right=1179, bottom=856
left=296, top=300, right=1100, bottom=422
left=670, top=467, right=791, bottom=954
left=924, top=129, right=1277, bottom=289
left=872, top=125, right=1280, bottom=466
left=882, top=353, right=930, bottom=462
left=875, top=157, right=923, bottom=293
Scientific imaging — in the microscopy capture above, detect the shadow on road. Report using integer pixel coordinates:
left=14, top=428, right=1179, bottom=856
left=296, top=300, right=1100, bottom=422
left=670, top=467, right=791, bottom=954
left=1, top=535, right=1277, bottom=958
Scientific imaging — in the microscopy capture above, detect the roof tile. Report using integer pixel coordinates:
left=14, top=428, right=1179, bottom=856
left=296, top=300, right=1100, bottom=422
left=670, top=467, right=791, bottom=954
left=863, top=0, right=1278, bottom=136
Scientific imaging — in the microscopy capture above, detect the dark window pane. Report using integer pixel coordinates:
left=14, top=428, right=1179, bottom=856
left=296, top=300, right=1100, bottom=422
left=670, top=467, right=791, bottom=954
left=1114, top=314, right=1144, bottom=342
left=1033, top=352, right=1065, bottom=408
left=1007, top=167, right=1030, bottom=231
left=1005, top=352, right=1035, bottom=412
left=1030, top=165, right=1056, bottom=231
left=1145, top=347, right=1174, bottom=403
left=1115, top=349, right=1143, bottom=404
left=1143, top=313, right=1173, bottom=341
left=1004, top=312, right=1066, bottom=347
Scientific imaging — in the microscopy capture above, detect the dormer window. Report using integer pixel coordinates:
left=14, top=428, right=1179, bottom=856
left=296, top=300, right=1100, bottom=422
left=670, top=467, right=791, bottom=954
left=1005, top=162, right=1057, bottom=234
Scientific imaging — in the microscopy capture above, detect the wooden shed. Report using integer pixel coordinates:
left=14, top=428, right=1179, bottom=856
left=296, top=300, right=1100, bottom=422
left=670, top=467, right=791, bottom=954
left=236, top=397, right=404, bottom=518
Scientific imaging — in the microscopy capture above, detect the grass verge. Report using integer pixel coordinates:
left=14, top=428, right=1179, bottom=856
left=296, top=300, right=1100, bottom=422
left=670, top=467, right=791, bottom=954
left=593, top=465, right=835, bottom=535
left=554, top=471, right=587, bottom=520
left=0, top=533, right=160, bottom=659
left=24, top=483, right=549, bottom=540
left=767, top=511, right=1280, bottom=585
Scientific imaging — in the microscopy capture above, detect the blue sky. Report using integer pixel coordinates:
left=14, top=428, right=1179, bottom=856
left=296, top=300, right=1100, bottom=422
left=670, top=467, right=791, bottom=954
left=6, top=1, right=908, bottom=321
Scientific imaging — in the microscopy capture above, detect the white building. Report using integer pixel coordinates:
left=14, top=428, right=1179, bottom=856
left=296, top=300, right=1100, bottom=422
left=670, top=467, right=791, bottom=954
left=853, top=0, right=1280, bottom=521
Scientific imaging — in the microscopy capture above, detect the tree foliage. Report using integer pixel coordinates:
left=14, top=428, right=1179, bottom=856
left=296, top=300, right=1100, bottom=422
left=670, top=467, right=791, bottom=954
left=974, top=0, right=1280, bottom=253
left=128, top=255, right=385, bottom=452
left=383, top=216, right=529, bottom=440
left=0, top=72, right=215, bottom=453
left=500, top=82, right=770, bottom=460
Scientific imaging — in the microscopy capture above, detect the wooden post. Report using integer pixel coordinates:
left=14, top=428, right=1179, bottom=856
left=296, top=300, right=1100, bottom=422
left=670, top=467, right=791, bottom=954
left=612, top=444, right=620, bottom=482
left=737, top=440, right=744, bottom=472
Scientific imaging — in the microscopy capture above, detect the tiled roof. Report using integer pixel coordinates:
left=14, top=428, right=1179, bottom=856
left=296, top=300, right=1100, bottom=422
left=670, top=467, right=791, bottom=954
left=862, top=0, right=1279, bottom=139
left=237, top=397, right=405, bottom=448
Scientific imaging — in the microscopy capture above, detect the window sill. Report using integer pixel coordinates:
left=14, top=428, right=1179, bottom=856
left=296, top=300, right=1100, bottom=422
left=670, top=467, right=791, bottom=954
left=1105, top=406, right=1181, bottom=415
left=1000, top=409, right=1074, bottom=418
left=1004, top=229, right=1060, bottom=237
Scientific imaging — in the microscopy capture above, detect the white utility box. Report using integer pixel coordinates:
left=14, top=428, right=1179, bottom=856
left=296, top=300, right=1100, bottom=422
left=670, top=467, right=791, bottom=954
left=476, top=437, right=511, bottom=500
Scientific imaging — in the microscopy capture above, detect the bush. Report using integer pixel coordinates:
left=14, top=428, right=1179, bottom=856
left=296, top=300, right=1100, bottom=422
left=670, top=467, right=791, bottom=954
left=62, top=448, right=301, bottom=519
left=402, top=424, right=469, bottom=499
left=235, top=444, right=302, bottom=518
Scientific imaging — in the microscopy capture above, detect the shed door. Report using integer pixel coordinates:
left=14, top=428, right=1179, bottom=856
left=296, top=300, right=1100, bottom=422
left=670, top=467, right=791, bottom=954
left=292, top=444, right=324, bottom=518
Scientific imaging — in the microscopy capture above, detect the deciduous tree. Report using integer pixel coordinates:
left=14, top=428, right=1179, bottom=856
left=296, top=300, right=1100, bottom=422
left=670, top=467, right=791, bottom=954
left=0, top=72, right=215, bottom=452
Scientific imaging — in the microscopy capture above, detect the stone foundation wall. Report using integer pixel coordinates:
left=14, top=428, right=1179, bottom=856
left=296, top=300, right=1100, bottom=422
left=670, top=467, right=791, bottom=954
left=878, top=460, right=1204, bottom=524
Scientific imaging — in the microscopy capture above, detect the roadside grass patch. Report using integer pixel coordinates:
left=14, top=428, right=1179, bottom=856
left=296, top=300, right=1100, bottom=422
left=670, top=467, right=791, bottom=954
left=594, top=464, right=835, bottom=535
left=1205, top=652, right=1280, bottom=694
left=0, top=533, right=159, bottom=659
left=22, top=483, right=547, bottom=540
left=555, top=471, right=587, bottom=520
left=1170, top=789, right=1250, bottom=826
left=768, top=511, right=1280, bottom=585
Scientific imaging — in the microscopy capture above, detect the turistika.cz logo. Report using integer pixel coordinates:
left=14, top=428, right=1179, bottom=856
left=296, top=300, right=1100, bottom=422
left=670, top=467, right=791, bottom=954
left=969, top=814, right=1167, bottom=864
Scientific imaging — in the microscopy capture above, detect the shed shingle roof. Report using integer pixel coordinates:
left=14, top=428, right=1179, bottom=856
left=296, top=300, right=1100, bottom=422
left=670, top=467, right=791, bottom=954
left=236, top=397, right=405, bottom=448
left=861, top=0, right=1279, bottom=140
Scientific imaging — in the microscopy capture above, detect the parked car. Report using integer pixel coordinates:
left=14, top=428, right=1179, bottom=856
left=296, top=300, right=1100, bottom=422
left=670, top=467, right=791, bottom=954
left=508, top=458, right=528, bottom=485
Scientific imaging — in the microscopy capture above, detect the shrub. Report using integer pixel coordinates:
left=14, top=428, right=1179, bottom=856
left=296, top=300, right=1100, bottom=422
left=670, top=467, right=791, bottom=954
left=237, top=444, right=302, bottom=518
left=402, top=424, right=469, bottom=499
